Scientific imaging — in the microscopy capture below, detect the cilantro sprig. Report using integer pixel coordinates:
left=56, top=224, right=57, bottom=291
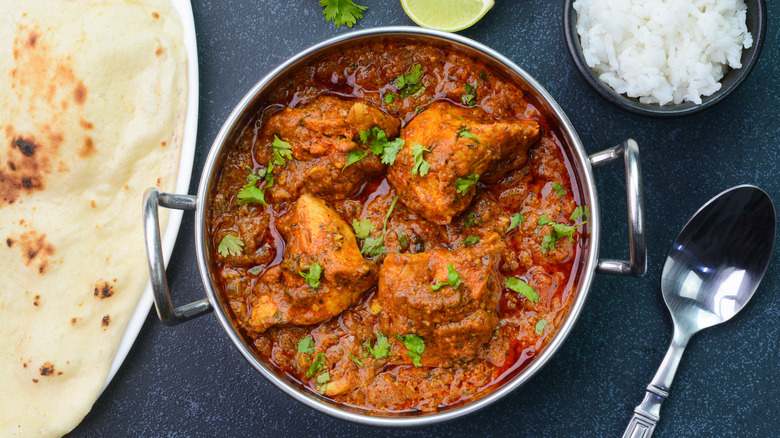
left=457, top=125, right=479, bottom=143
left=299, top=261, right=323, bottom=289
left=430, top=263, right=462, bottom=291
left=506, top=212, right=525, bottom=233
left=455, top=174, right=479, bottom=195
left=298, top=336, right=315, bottom=354
left=461, top=83, right=476, bottom=106
left=359, top=126, right=404, bottom=165
left=306, top=352, right=326, bottom=378
left=319, top=0, right=367, bottom=28
left=236, top=167, right=269, bottom=206
left=394, top=64, right=426, bottom=98
left=463, top=235, right=480, bottom=246
left=364, top=331, right=391, bottom=359
left=357, top=196, right=398, bottom=257
left=396, top=334, right=425, bottom=367
left=411, top=142, right=431, bottom=177
left=217, top=234, right=244, bottom=257
left=506, top=277, right=539, bottom=303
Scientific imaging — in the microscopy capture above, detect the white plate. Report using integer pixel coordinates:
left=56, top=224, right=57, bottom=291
left=101, top=0, right=199, bottom=391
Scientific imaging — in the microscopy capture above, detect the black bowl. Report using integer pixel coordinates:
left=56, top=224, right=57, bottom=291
left=563, top=0, right=767, bottom=118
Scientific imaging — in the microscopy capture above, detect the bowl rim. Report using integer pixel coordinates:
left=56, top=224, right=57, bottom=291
left=193, top=26, right=602, bottom=427
left=563, top=0, right=767, bottom=118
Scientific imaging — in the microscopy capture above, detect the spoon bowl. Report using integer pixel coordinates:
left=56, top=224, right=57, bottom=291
left=623, top=185, right=775, bottom=438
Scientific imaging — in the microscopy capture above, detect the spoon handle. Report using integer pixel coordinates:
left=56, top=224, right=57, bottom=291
left=622, top=331, right=690, bottom=438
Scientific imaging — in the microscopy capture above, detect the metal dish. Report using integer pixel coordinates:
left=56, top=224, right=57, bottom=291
left=563, top=0, right=767, bottom=118
left=143, top=27, right=647, bottom=427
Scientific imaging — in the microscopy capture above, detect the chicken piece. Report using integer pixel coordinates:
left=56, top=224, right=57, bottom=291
left=376, top=233, right=505, bottom=366
left=387, top=102, right=539, bottom=224
left=259, top=96, right=401, bottom=203
left=245, top=194, right=379, bottom=333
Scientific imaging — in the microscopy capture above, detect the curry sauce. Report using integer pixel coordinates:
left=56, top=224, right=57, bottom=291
left=208, top=40, right=588, bottom=412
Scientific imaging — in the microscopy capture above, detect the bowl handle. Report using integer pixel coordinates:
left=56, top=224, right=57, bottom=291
left=590, top=139, right=647, bottom=276
left=143, top=188, right=212, bottom=325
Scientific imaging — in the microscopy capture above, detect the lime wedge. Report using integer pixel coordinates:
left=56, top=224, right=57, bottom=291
left=401, top=0, right=495, bottom=32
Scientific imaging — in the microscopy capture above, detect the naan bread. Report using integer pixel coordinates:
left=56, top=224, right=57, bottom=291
left=0, top=0, right=187, bottom=436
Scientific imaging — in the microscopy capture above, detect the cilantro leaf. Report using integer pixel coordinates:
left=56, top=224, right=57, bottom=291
left=541, top=232, right=556, bottom=254
left=506, top=277, right=539, bottom=303
left=298, top=261, right=323, bottom=289
left=506, top=212, right=525, bottom=232
left=395, top=64, right=425, bottom=96
left=352, top=218, right=375, bottom=240
left=535, top=319, right=548, bottom=335
left=237, top=168, right=270, bottom=206
left=318, top=0, right=367, bottom=28
left=552, top=182, right=566, bottom=197
left=344, top=149, right=368, bottom=170
left=271, top=135, right=292, bottom=167
left=411, top=142, right=431, bottom=177
left=359, top=126, right=404, bottom=165
left=306, top=352, right=326, bottom=378
left=298, top=336, right=315, bottom=354
left=364, top=331, right=391, bottom=359
left=247, top=265, right=264, bottom=275
left=315, top=371, right=330, bottom=393
left=218, top=234, right=244, bottom=257
left=431, top=263, right=462, bottom=290
left=551, top=221, right=587, bottom=242
left=455, top=174, right=479, bottom=195
left=360, top=236, right=386, bottom=257
left=397, top=231, right=409, bottom=250
left=384, top=92, right=396, bottom=104
left=457, top=125, right=479, bottom=143
left=463, top=235, right=480, bottom=246
left=397, top=334, right=425, bottom=367
left=570, top=205, right=590, bottom=221
left=460, top=83, right=476, bottom=106
left=464, top=211, right=480, bottom=227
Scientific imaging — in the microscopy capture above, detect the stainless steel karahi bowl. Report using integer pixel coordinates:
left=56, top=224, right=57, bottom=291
left=143, top=27, right=647, bottom=427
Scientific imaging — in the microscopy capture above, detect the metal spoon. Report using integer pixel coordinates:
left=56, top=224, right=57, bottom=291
left=622, top=185, right=776, bottom=438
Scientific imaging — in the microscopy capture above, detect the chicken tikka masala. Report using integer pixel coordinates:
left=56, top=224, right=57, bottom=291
left=208, top=40, right=589, bottom=412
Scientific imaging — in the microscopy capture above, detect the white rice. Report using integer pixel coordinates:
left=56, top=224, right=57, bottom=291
left=573, top=0, right=753, bottom=105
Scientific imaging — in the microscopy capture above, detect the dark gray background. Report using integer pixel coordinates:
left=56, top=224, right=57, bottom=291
left=69, top=1, right=779, bottom=436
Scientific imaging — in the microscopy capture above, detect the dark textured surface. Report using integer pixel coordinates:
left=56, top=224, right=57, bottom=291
left=69, top=1, right=780, bottom=437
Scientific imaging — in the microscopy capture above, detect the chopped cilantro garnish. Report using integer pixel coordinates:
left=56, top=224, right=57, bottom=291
left=359, top=126, right=404, bottom=165
left=319, top=0, right=367, bottom=28
left=411, top=142, right=431, bottom=177
left=360, top=236, right=386, bottom=257
left=384, top=92, right=396, bottom=104
left=457, top=125, right=479, bottom=143
left=464, top=211, right=480, bottom=227
left=306, top=352, right=326, bottom=378
left=358, top=197, right=398, bottom=257
left=364, top=331, right=391, bottom=359
left=461, top=83, right=476, bottom=106
left=394, top=64, right=425, bottom=97
left=535, top=319, right=548, bottom=335
left=298, top=336, right=315, bottom=354
left=247, top=265, right=263, bottom=275
left=217, top=234, right=244, bottom=257
left=506, top=277, right=539, bottom=303
left=271, top=135, right=292, bottom=167
left=344, top=149, right=368, bottom=170
left=506, top=212, right=525, bottom=232
left=570, top=205, right=590, bottom=221
left=397, top=231, right=409, bottom=250
left=430, top=263, right=462, bottom=291
left=348, top=353, right=364, bottom=367
left=236, top=168, right=270, bottom=206
left=463, top=235, right=480, bottom=246
left=352, top=218, right=374, bottom=239
left=298, top=261, right=323, bottom=289
left=552, top=182, right=566, bottom=197
left=315, top=371, right=330, bottom=393
left=455, top=174, right=479, bottom=195
left=397, top=334, right=425, bottom=367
